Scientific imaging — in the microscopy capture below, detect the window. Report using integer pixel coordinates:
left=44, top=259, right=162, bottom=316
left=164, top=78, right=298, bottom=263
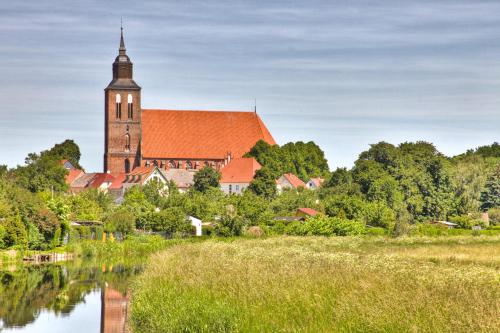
left=169, top=160, right=176, bottom=168
left=153, top=160, right=158, bottom=167
left=125, top=134, right=130, bottom=150
left=229, top=184, right=232, bottom=194
left=235, top=185, right=240, bottom=192
left=186, top=160, right=193, bottom=169
left=115, top=94, right=122, bottom=119
left=124, top=159, right=130, bottom=173
left=127, top=94, right=133, bottom=119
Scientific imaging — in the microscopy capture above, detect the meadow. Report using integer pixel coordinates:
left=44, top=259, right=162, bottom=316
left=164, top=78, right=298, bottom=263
left=130, top=235, right=500, bottom=333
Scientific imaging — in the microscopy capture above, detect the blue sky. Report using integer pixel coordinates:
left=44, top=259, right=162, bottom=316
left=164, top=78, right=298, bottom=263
left=0, top=0, right=499, bottom=171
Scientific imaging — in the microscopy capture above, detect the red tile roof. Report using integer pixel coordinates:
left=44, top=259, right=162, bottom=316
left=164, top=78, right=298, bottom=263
left=65, top=169, right=84, bottom=184
left=141, top=110, right=275, bottom=159
left=109, top=173, right=127, bottom=190
left=297, top=208, right=319, bottom=217
left=282, top=173, right=306, bottom=189
left=220, top=158, right=262, bottom=183
left=88, top=173, right=115, bottom=189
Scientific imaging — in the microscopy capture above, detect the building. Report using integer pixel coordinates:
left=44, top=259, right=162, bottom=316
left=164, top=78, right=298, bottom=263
left=306, top=177, right=324, bottom=190
left=104, top=28, right=276, bottom=175
left=276, top=173, right=306, bottom=192
left=296, top=208, right=319, bottom=218
left=220, top=157, right=261, bottom=194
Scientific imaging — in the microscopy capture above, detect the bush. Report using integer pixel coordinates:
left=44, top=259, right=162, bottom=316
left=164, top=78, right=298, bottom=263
left=214, top=215, right=245, bottom=237
left=488, top=208, right=500, bottom=226
left=105, top=210, right=136, bottom=235
left=284, top=221, right=308, bottom=236
left=302, top=215, right=365, bottom=236
left=365, top=227, right=387, bottom=236
left=448, top=215, right=484, bottom=229
left=148, top=208, right=192, bottom=235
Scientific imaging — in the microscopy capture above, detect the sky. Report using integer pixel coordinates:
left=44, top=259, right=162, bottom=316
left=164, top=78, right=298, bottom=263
left=0, top=0, right=499, bottom=172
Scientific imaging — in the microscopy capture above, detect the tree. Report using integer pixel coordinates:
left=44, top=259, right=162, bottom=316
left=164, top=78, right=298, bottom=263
left=193, top=167, right=221, bottom=193
left=148, top=207, right=191, bottom=234
left=104, top=210, right=136, bottom=235
left=11, top=140, right=82, bottom=193
left=481, top=164, right=500, bottom=209
left=248, top=167, right=277, bottom=199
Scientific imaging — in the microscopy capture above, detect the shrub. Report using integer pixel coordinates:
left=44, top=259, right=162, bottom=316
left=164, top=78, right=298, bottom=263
left=284, top=221, right=308, bottom=236
left=214, top=215, right=245, bottom=237
left=104, top=210, right=136, bottom=235
left=304, top=215, right=365, bottom=236
left=448, top=215, right=484, bottom=229
left=488, top=208, right=500, bottom=226
left=148, top=208, right=192, bottom=235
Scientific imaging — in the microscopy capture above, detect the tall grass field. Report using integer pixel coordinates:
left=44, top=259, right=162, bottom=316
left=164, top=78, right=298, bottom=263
left=131, top=236, right=500, bottom=332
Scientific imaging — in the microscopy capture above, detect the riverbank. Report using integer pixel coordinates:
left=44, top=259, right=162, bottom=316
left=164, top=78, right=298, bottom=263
left=130, top=235, right=500, bottom=332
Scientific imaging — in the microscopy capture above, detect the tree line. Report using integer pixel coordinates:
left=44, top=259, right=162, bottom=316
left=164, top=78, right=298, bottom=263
left=0, top=139, right=499, bottom=250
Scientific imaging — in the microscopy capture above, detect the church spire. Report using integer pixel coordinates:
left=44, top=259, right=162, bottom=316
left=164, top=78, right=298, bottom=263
left=119, top=19, right=126, bottom=55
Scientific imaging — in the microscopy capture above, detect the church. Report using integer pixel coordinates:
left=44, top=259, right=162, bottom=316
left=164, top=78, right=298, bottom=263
left=104, top=29, right=276, bottom=174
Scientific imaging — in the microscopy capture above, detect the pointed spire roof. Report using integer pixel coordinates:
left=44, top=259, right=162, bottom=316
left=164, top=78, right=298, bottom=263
left=119, top=21, right=126, bottom=55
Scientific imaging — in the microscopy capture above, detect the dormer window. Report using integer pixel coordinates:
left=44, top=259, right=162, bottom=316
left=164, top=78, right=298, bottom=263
left=115, top=94, right=122, bottom=119
left=127, top=94, right=133, bottom=119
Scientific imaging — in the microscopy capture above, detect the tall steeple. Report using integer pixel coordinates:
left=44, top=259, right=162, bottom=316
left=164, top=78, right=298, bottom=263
left=107, top=24, right=140, bottom=89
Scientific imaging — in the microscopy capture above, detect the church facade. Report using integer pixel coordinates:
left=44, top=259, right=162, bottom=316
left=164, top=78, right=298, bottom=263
left=104, top=30, right=275, bottom=174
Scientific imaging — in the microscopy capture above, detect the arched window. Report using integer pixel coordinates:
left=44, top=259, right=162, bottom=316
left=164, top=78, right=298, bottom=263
left=169, top=160, right=176, bottom=168
left=127, top=94, right=133, bottom=119
left=153, top=160, right=158, bottom=167
left=186, top=160, right=193, bottom=169
left=124, top=159, right=130, bottom=173
left=125, top=133, right=130, bottom=150
left=115, top=94, right=122, bottom=119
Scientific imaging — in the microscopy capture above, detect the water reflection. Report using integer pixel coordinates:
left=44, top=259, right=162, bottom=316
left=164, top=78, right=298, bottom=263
left=0, top=262, right=142, bottom=333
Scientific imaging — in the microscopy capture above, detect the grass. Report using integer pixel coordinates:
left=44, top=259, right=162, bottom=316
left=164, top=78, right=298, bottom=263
left=131, top=235, right=500, bottom=333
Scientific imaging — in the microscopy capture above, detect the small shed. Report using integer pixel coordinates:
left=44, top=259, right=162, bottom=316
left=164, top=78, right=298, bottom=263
left=189, top=216, right=202, bottom=236
left=429, top=221, right=458, bottom=229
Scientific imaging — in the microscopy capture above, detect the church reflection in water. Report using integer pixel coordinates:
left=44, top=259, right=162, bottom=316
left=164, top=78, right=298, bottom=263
left=100, top=285, right=130, bottom=333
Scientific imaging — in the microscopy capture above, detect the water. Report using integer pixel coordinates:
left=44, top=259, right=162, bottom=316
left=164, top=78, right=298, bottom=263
left=0, top=261, right=142, bottom=333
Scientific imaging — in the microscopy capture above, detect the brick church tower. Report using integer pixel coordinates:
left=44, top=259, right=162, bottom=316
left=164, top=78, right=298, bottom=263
left=104, top=27, right=141, bottom=174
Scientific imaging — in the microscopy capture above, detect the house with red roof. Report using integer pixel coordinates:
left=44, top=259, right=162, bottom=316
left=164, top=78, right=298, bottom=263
left=306, top=177, right=324, bottom=190
left=276, top=173, right=306, bottom=193
left=296, top=208, right=319, bottom=218
left=103, top=28, right=276, bottom=175
left=220, top=157, right=261, bottom=194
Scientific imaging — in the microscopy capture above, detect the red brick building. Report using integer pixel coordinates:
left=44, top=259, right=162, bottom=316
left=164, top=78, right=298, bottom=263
left=104, top=29, right=275, bottom=174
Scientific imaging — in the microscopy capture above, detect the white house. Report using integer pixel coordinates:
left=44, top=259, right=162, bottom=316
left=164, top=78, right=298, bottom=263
left=220, top=158, right=262, bottom=195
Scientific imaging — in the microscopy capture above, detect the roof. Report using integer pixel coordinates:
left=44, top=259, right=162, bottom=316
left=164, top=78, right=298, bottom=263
left=431, top=221, right=459, bottom=226
left=280, top=173, right=306, bottom=189
left=109, top=173, right=127, bottom=190
left=297, top=208, right=319, bottom=217
left=141, top=110, right=276, bottom=159
left=164, top=169, right=196, bottom=189
left=70, top=173, right=97, bottom=189
left=308, top=178, right=324, bottom=188
left=65, top=169, right=84, bottom=184
left=220, top=158, right=261, bottom=183
left=88, top=173, right=115, bottom=189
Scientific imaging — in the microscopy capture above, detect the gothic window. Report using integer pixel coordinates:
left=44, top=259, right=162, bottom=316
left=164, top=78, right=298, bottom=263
left=186, top=160, right=193, bottom=169
left=153, top=160, right=158, bottom=167
left=204, top=161, right=209, bottom=167
left=127, top=94, right=133, bottom=119
left=169, top=160, right=176, bottom=168
left=115, top=94, right=122, bottom=119
left=124, top=159, right=130, bottom=173
left=125, top=133, right=130, bottom=150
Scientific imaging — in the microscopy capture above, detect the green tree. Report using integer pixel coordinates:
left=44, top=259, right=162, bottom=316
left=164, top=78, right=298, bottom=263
left=248, top=167, right=277, bottom=199
left=193, top=167, right=221, bottom=193
left=481, top=164, right=500, bottom=209
left=104, top=210, right=136, bottom=235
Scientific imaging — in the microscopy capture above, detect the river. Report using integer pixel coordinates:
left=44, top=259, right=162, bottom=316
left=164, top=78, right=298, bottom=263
left=0, top=260, right=142, bottom=333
